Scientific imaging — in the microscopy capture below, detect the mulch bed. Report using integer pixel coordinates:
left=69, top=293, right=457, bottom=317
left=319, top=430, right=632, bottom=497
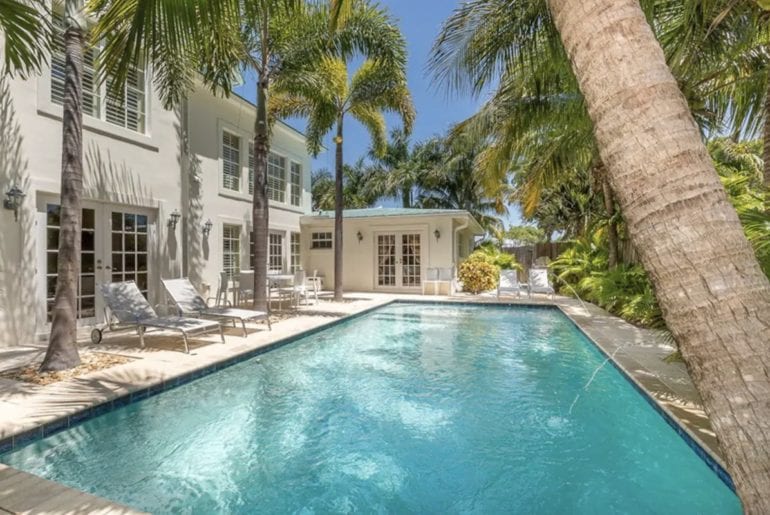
left=0, top=351, right=132, bottom=386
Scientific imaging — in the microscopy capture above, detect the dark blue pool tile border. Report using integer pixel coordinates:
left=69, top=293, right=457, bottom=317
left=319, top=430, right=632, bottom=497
left=553, top=305, right=736, bottom=492
left=0, top=298, right=735, bottom=494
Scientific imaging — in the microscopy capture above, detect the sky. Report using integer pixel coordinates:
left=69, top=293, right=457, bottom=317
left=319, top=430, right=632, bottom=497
left=234, top=0, right=523, bottom=226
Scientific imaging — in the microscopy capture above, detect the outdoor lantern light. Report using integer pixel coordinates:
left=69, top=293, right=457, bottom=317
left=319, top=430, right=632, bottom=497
left=168, top=209, right=181, bottom=230
left=357, top=230, right=363, bottom=243
left=4, top=185, right=25, bottom=222
left=202, top=218, right=213, bottom=237
left=434, top=229, right=441, bottom=240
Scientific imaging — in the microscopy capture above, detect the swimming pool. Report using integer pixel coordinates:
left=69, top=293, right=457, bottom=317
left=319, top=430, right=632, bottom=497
left=2, top=303, right=740, bottom=513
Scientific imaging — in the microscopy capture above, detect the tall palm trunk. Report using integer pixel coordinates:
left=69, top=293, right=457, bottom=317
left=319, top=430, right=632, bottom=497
left=599, top=172, right=619, bottom=269
left=401, top=185, right=411, bottom=208
left=252, top=75, right=269, bottom=312
left=548, top=0, right=770, bottom=510
left=40, top=1, right=84, bottom=372
left=334, top=117, right=344, bottom=301
left=762, top=75, right=770, bottom=189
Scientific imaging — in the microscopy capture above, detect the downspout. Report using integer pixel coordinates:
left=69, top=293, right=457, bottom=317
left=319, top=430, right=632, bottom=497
left=453, top=216, right=470, bottom=266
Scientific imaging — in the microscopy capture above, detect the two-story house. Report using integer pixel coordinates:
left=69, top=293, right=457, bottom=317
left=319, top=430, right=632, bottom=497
left=0, top=14, right=312, bottom=348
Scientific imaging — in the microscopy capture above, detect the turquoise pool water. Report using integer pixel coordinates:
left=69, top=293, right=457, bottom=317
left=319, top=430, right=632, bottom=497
left=3, top=304, right=740, bottom=513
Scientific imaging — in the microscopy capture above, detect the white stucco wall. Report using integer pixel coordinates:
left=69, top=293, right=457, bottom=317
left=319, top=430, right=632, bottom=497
left=301, top=213, right=482, bottom=293
left=0, top=51, right=311, bottom=346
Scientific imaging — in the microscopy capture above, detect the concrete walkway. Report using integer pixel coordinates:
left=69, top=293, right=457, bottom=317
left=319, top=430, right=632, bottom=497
left=0, top=292, right=723, bottom=512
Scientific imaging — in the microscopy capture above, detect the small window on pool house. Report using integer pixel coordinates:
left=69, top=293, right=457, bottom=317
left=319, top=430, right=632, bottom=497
left=311, top=232, right=332, bottom=249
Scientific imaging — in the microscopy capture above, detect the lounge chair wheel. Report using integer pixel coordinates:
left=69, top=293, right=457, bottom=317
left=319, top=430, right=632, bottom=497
left=90, top=328, right=103, bottom=345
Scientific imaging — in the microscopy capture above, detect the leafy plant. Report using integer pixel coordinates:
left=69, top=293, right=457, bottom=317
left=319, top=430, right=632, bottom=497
left=470, top=243, right=522, bottom=270
left=458, top=259, right=498, bottom=294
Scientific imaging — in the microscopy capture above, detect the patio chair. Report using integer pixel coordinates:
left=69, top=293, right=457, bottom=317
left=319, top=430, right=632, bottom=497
left=215, top=271, right=230, bottom=306
left=303, top=269, right=320, bottom=304
left=238, top=270, right=255, bottom=305
left=422, top=267, right=440, bottom=295
left=96, top=281, right=224, bottom=353
left=528, top=268, right=555, bottom=299
left=162, top=278, right=270, bottom=337
left=286, top=269, right=312, bottom=307
left=497, top=269, right=523, bottom=299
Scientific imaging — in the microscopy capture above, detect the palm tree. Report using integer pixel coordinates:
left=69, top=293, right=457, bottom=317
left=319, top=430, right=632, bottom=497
left=271, top=19, right=414, bottom=301
left=0, top=0, right=51, bottom=76
left=94, top=0, right=396, bottom=311
left=547, top=0, right=770, bottom=508
left=311, top=159, right=380, bottom=211
left=433, top=0, right=770, bottom=507
left=416, top=133, right=508, bottom=233
left=39, top=0, right=86, bottom=371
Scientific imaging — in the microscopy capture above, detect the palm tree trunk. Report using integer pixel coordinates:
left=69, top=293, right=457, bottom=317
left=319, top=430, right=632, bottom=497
left=252, top=75, right=269, bottom=312
left=549, top=0, right=770, bottom=510
left=401, top=185, right=411, bottom=208
left=40, top=0, right=84, bottom=372
left=334, top=117, right=344, bottom=302
left=763, top=76, right=770, bottom=189
left=600, top=174, right=619, bottom=269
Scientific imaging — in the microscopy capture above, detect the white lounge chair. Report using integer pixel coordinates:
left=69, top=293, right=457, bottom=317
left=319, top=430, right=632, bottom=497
left=162, top=278, right=271, bottom=337
left=497, top=269, right=523, bottom=298
left=96, top=281, right=224, bottom=353
left=528, top=268, right=555, bottom=299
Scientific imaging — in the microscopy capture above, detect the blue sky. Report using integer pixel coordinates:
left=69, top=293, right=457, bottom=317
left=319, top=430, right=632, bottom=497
left=235, top=0, right=523, bottom=226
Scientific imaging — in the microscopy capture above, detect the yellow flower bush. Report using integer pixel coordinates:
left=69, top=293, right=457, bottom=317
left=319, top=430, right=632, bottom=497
left=458, top=258, right=498, bottom=294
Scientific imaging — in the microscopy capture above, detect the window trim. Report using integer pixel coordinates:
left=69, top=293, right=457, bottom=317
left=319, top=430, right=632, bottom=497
left=310, top=231, right=333, bottom=250
left=222, top=223, right=242, bottom=279
left=290, top=232, right=301, bottom=272
left=47, top=10, right=150, bottom=136
left=289, top=161, right=302, bottom=207
left=221, top=129, right=242, bottom=192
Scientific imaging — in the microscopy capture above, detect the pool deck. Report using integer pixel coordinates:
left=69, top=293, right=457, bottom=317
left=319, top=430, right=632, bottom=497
left=0, top=292, right=723, bottom=512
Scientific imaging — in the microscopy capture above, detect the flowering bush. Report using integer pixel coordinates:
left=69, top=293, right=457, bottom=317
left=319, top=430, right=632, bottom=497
left=458, top=259, right=498, bottom=294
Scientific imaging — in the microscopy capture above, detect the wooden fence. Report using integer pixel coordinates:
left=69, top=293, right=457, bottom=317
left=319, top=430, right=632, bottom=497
left=502, top=242, right=571, bottom=276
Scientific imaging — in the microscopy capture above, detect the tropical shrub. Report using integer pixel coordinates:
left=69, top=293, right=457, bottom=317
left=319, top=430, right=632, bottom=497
left=549, top=232, right=665, bottom=329
left=458, top=259, right=498, bottom=294
left=470, top=243, right=522, bottom=270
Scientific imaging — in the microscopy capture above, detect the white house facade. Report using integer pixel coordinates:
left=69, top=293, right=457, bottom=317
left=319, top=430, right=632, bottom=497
left=0, top=16, right=312, bottom=347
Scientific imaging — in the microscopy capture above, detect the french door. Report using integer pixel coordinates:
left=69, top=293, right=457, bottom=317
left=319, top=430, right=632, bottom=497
left=376, top=232, right=423, bottom=290
left=39, top=197, right=154, bottom=326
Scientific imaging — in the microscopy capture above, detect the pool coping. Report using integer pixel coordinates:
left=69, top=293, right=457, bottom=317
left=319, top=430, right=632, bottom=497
left=0, top=294, right=735, bottom=510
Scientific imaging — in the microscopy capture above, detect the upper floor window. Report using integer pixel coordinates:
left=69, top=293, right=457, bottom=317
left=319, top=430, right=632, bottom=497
left=267, top=153, right=286, bottom=203
left=290, top=162, right=302, bottom=206
left=222, top=131, right=241, bottom=191
left=51, top=12, right=147, bottom=133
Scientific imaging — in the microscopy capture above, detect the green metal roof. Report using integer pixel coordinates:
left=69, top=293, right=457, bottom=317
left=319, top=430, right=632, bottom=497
left=310, top=207, right=470, bottom=219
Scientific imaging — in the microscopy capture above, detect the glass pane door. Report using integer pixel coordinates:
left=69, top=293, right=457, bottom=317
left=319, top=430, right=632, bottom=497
left=401, top=233, right=421, bottom=287
left=377, top=234, right=396, bottom=286
left=44, top=204, right=98, bottom=322
left=110, top=210, right=150, bottom=297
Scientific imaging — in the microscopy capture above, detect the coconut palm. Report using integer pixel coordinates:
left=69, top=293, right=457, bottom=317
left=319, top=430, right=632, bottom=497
left=433, top=0, right=770, bottom=507
left=311, top=159, right=380, bottom=211
left=271, top=25, right=414, bottom=301
left=549, top=0, right=770, bottom=508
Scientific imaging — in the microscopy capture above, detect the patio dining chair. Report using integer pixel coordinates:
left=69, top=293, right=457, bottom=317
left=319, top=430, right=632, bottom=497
left=422, top=267, right=440, bottom=295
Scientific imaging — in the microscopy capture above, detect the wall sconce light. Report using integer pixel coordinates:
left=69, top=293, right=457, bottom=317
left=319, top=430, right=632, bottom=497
left=202, top=218, right=213, bottom=237
left=357, top=230, right=363, bottom=243
left=3, top=185, right=25, bottom=222
left=434, top=229, right=441, bottom=240
left=168, top=209, right=181, bottom=230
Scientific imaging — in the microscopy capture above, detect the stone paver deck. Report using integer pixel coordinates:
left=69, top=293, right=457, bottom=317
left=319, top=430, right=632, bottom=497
left=0, top=292, right=725, bottom=512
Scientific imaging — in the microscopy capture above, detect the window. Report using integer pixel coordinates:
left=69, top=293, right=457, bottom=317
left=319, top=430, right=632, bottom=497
left=290, top=232, right=301, bottom=272
left=269, top=232, right=284, bottom=272
left=267, top=153, right=286, bottom=202
left=311, top=232, right=332, bottom=249
left=222, top=224, right=241, bottom=278
left=290, top=162, right=302, bottom=206
left=51, top=13, right=99, bottom=117
left=222, top=131, right=241, bottom=191
left=51, top=12, right=146, bottom=133
left=248, top=142, right=255, bottom=195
